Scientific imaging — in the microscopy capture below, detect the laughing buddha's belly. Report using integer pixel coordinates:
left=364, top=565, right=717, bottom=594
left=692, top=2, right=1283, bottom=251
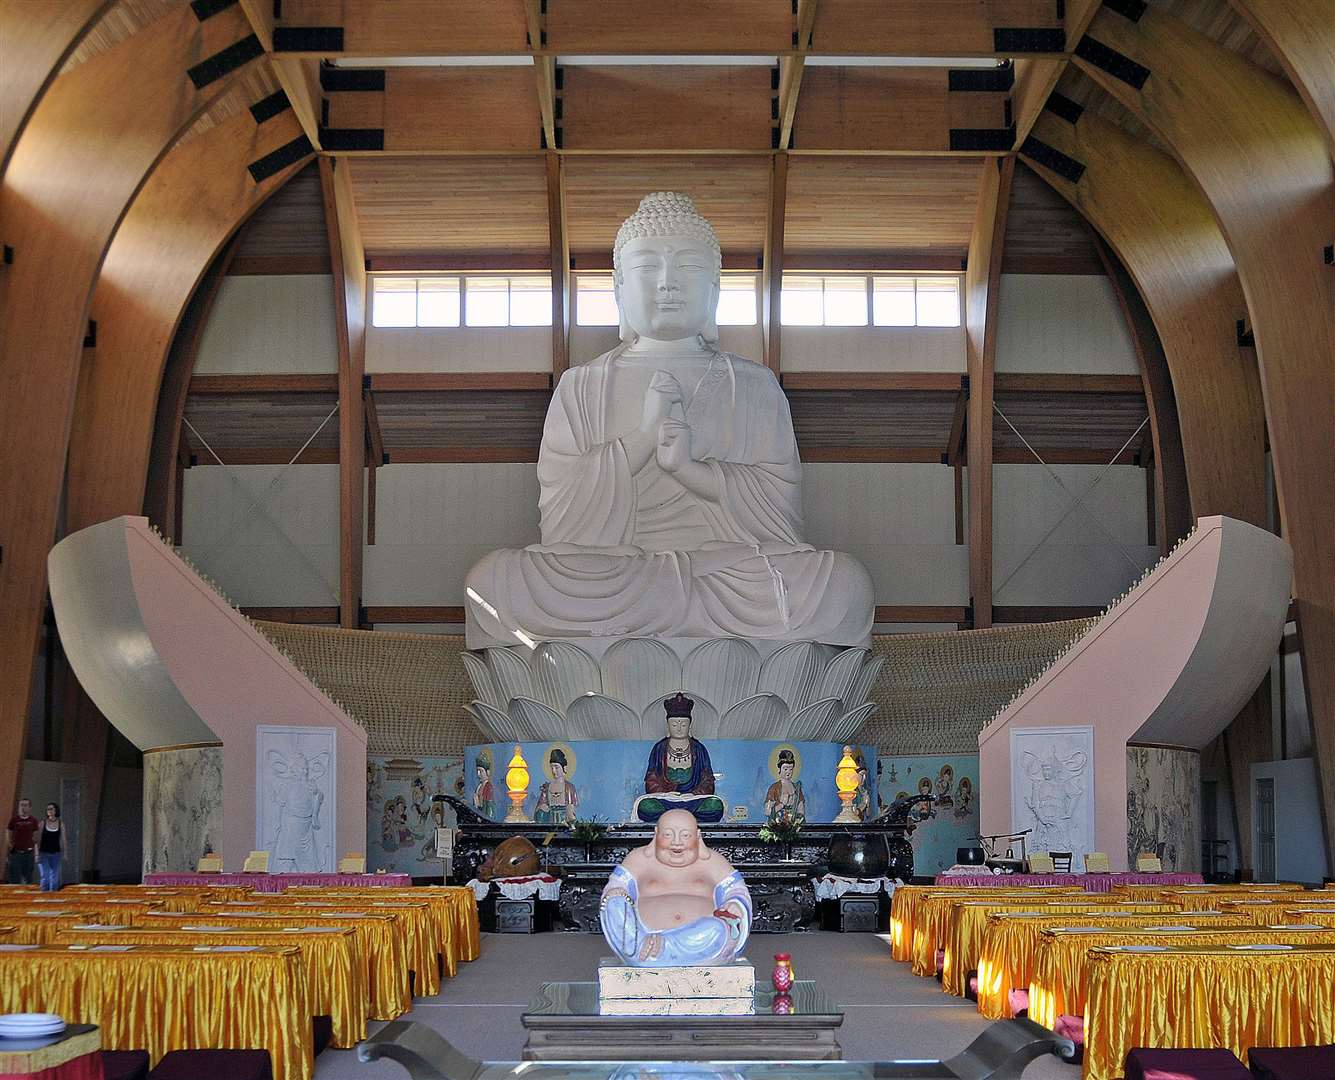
left=636, top=892, right=717, bottom=930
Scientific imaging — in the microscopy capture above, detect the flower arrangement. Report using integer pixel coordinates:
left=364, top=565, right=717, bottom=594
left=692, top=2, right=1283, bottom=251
left=569, top=817, right=609, bottom=844
left=758, top=807, right=805, bottom=845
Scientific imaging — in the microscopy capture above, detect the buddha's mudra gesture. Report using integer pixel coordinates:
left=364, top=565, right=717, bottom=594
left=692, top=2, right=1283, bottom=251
left=464, top=192, right=873, bottom=650
left=601, top=809, right=751, bottom=967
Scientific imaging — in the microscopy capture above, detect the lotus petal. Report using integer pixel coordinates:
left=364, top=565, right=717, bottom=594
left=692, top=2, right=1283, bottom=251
left=642, top=692, right=721, bottom=739
left=467, top=700, right=519, bottom=743
left=683, top=638, right=761, bottom=712
left=758, top=641, right=826, bottom=713
left=603, top=638, right=682, bottom=711
left=486, top=647, right=533, bottom=705
left=532, top=640, right=601, bottom=711
left=844, top=654, right=884, bottom=713
left=829, top=702, right=877, bottom=744
left=720, top=693, right=788, bottom=739
left=566, top=693, right=640, bottom=739
left=787, top=696, right=842, bottom=740
left=508, top=696, right=564, bottom=741
left=819, top=647, right=867, bottom=706
left=461, top=652, right=503, bottom=710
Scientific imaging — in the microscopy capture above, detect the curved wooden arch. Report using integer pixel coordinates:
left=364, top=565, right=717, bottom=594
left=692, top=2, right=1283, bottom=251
left=0, top=0, right=115, bottom=177
left=1076, top=3, right=1335, bottom=865
left=0, top=0, right=262, bottom=819
left=1228, top=0, right=1335, bottom=160
left=66, top=106, right=311, bottom=535
left=1022, top=108, right=1268, bottom=528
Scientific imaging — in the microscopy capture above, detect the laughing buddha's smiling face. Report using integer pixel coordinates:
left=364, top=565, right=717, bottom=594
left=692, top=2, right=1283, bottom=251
left=653, top=810, right=703, bottom=868
left=615, top=236, right=719, bottom=342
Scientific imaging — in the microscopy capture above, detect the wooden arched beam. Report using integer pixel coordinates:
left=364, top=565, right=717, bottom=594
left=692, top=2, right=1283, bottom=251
left=66, top=105, right=312, bottom=535
left=1075, top=3, right=1335, bottom=866
left=1229, top=0, right=1335, bottom=160
left=0, top=0, right=114, bottom=177
left=0, top=0, right=263, bottom=823
left=1022, top=108, right=1268, bottom=528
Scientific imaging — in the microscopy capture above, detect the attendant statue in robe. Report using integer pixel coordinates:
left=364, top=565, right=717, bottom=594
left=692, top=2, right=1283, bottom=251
left=464, top=192, right=874, bottom=650
left=601, top=809, right=751, bottom=967
left=633, top=693, right=725, bottom=823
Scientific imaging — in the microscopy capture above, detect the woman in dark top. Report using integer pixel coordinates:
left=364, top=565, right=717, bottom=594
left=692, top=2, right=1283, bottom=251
left=37, top=803, right=64, bottom=892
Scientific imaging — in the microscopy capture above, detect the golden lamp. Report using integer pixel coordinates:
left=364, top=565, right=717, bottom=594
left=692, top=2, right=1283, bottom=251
left=833, top=745, right=861, bottom=823
left=504, top=744, right=531, bottom=823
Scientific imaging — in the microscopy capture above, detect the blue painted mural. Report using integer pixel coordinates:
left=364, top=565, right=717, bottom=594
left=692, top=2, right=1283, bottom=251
left=465, top=740, right=879, bottom=825
left=876, top=754, right=980, bottom=875
left=366, top=756, right=464, bottom=876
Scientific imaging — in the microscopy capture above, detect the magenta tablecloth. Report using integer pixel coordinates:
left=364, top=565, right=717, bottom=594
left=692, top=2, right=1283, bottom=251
left=931, top=872, right=1203, bottom=891
left=142, top=872, right=413, bottom=890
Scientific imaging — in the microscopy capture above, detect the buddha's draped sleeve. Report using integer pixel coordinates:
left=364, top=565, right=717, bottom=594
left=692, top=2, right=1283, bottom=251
left=537, top=358, right=637, bottom=546
left=695, top=359, right=806, bottom=546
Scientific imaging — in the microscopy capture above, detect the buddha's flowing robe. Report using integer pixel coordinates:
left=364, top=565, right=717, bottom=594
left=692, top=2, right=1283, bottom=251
left=600, top=863, right=752, bottom=967
left=465, top=347, right=873, bottom=648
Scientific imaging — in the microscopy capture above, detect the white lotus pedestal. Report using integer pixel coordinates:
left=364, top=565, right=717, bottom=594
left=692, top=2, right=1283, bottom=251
left=463, top=636, right=881, bottom=743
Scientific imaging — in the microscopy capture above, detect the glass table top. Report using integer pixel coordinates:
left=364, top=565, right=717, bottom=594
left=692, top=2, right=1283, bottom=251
left=524, top=980, right=842, bottom=1020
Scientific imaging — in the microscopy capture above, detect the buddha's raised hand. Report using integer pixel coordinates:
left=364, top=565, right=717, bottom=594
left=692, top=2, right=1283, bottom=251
left=640, top=370, right=685, bottom=430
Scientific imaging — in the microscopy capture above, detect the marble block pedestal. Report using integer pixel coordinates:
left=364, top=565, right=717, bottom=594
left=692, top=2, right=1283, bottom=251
left=597, top=957, right=755, bottom=999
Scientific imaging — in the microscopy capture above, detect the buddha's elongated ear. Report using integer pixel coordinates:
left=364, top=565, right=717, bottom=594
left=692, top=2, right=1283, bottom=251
left=701, top=275, right=720, bottom=346
left=614, top=269, right=637, bottom=344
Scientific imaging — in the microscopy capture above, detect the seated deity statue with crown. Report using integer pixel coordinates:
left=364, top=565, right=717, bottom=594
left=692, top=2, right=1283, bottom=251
left=463, top=191, right=874, bottom=652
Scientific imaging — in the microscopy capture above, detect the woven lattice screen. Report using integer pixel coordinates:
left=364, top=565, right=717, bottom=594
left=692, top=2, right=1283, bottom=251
left=254, top=620, right=1094, bottom=758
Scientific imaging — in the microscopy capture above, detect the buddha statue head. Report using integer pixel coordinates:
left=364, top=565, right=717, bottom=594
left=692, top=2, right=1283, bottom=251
left=613, top=191, right=721, bottom=346
left=664, top=691, right=695, bottom=741
left=653, top=808, right=706, bottom=868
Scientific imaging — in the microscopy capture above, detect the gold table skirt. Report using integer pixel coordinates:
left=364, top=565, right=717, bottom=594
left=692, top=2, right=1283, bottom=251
left=57, top=925, right=366, bottom=1048
left=0, top=899, right=162, bottom=925
left=60, top=887, right=210, bottom=912
left=1282, top=907, right=1335, bottom=926
left=942, top=901, right=1179, bottom=997
left=283, top=885, right=480, bottom=963
left=0, top=944, right=312, bottom=1080
left=205, top=899, right=440, bottom=997
left=1081, top=943, right=1335, bottom=1080
left=891, top=885, right=1081, bottom=965
left=2, top=913, right=107, bottom=944
left=134, top=909, right=410, bottom=1021
left=974, top=911, right=1253, bottom=1020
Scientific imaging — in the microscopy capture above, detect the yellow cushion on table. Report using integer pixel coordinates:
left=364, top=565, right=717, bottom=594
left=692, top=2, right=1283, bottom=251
left=136, top=908, right=410, bottom=1020
left=973, top=909, right=1255, bottom=1020
left=940, top=899, right=1180, bottom=996
left=196, top=855, right=224, bottom=873
left=56, top=924, right=366, bottom=1048
left=1027, top=854, right=1055, bottom=874
left=337, top=854, right=367, bottom=874
left=1083, top=852, right=1111, bottom=874
left=0, top=944, right=312, bottom=1080
left=242, top=851, right=270, bottom=873
left=1081, top=942, right=1335, bottom=1080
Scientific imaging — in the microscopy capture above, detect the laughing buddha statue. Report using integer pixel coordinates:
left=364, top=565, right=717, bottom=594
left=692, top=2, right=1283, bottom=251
left=464, top=192, right=874, bottom=650
left=601, top=809, right=751, bottom=967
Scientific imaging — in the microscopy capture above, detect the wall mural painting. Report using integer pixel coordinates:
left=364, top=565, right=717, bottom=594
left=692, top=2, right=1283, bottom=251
left=366, top=756, right=465, bottom=876
left=1127, top=745, right=1201, bottom=873
left=463, top=740, right=877, bottom=826
left=1010, top=726, right=1095, bottom=872
left=876, top=754, right=980, bottom=875
left=256, top=725, right=336, bottom=873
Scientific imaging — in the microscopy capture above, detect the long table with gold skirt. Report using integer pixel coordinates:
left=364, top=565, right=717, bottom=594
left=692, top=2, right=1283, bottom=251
left=56, top=924, right=367, bottom=1048
left=910, top=889, right=1090, bottom=976
left=1080, top=943, right=1335, bottom=1080
left=0, top=944, right=312, bottom=1080
left=974, top=909, right=1254, bottom=1019
left=0, top=898, right=163, bottom=925
left=890, top=885, right=1083, bottom=964
left=285, top=885, right=480, bottom=964
left=135, top=908, right=411, bottom=1020
left=201, top=897, right=441, bottom=997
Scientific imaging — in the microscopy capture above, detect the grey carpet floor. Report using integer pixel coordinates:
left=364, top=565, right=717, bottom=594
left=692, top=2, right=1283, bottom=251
left=314, top=932, right=1079, bottom=1079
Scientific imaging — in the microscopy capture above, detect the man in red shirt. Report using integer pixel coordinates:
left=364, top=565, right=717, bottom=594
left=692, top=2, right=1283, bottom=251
left=6, top=799, right=38, bottom=884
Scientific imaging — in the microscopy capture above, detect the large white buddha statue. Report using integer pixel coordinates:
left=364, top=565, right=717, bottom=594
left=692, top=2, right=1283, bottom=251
left=465, top=192, right=874, bottom=651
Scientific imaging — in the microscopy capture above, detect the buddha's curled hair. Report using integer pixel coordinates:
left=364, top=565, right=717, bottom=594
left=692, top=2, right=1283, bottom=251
left=614, top=191, right=722, bottom=271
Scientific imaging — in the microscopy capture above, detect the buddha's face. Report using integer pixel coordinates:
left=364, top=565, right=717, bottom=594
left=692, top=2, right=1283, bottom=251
left=654, top=810, right=702, bottom=868
left=666, top=714, right=692, bottom=740
left=778, top=761, right=795, bottom=781
left=616, top=235, right=719, bottom=341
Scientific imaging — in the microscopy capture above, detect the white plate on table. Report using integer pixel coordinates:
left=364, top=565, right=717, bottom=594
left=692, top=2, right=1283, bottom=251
left=0, top=1014, right=66, bottom=1038
left=1228, top=943, right=1294, bottom=951
left=1108, top=944, right=1170, bottom=952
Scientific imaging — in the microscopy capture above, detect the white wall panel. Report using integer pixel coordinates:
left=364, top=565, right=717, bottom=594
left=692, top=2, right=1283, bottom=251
left=363, top=463, right=541, bottom=605
left=802, top=463, right=968, bottom=604
left=181, top=464, right=340, bottom=605
left=992, top=463, right=1156, bottom=606
left=195, top=275, right=337, bottom=374
left=366, top=325, right=551, bottom=373
left=782, top=326, right=966, bottom=372
left=995, top=274, right=1138, bottom=374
